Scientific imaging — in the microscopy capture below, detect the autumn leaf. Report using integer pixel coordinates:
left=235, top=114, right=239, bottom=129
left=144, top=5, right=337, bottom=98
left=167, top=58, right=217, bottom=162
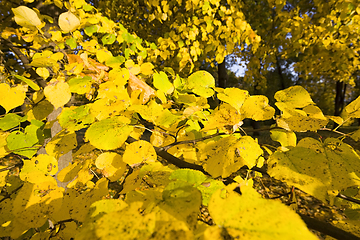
left=12, top=6, right=42, bottom=28
left=44, top=78, right=71, bottom=109
left=58, top=11, right=80, bottom=33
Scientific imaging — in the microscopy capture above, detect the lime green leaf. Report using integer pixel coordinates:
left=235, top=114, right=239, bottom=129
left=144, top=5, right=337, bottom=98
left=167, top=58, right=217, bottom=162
left=85, top=116, right=133, bottom=150
left=216, top=87, right=249, bottom=111
left=58, top=105, right=95, bottom=131
left=85, top=25, right=98, bottom=36
left=169, top=169, right=207, bottom=184
left=45, top=130, right=77, bottom=159
left=209, top=181, right=318, bottom=240
left=20, top=154, right=58, bottom=183
left=268, top=137, right=360, bottom=204
left=13, top=181, right=63, bottom=228
left=185, top=71, right=215, bottom=98
left=68, top=76, right=93, bottom=94
left=270, top=129, right=297, bottom=147
left=95, top=152, right=127, bottom=181
left=14, top=74, right=40, bottom=91
left=0, top=83, right=27, bottom=113
left=203, top=136, right=263, bottom=178
left=58, top=11, right=80, bottom=33
left=105, top=56, right=125, bottom=68
left=275, top=85, right=313, bottom=109
left=65, top=38, right=77, bottom=49
left=153, top=71, right=174, bottom=94
left=6, top=124, right=42, bottom=158
left=123, top=140, right=157, bottom=165
left=12, top=6, right=42, bottom=28
left=102, top=34, right=116, bottom=45
left=0, top=113, right=26, bottom=131
left=169, top=169, right=225, bottom=206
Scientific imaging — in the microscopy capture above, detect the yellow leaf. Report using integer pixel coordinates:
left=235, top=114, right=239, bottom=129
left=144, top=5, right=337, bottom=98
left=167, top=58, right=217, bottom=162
left=13, top=181, right=63, bottom=228
left=44, top=79, right=71, bottom=109
left=241, top=95, right=275, bottom=121
left=95, top=152, right=127, bottom=181
left=216, top=87, right=249, bottom=112
left=123, top=140, right=157, bottom=165
left=58, top=11, right=80, bottom=33
left=0, top=131, right=10, bottom=158
left=140, top=62, right=154, bottom=75
left=36, top=67, right=50, bottom=79
left=0, top=83, right=27, bottom=113
left=209, top=181, right=318, bottom=240
left=12, top=6, right=42, bottom=28
left=96, top=49, right=113, bottom=63
left=20, top=154, right=58, bottom=183
left=45, top=130, right=77, bottom=159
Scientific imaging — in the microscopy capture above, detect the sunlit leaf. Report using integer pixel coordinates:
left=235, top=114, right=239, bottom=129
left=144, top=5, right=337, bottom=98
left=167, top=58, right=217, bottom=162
left=44, top=78, right=71, bottom=109
left=95, top=152, right=127, bottom=181
left=0, top=83, right=27, bottom=113
left=58, top=11, right=80, bottom=32
left=217, top=87, right=249, bottom=111
left=153, top=71, right=174, bottom=94
left=12, top=6, right=42, bottom=28
left=85, top=116, right=133, bottom=150
left=268, top=137, right=360, bottom=204
left=203, top=136, right=263, bottom=178
left=209, top=181, right=318, bottom=240
left=58, top=105, right=95, bottom=131
left=275, top=85, right=313, bottom=109
left=20, top=154, right=58, bottom=183
left=123, top=140, right=157, bottom=165
left=270, top=129, right=297, bottom=147
left=13, top=181, right=63, bottom=228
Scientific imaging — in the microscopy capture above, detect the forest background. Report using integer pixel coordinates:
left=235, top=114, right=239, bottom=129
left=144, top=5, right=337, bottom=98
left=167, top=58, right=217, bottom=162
left=1, top=0, right=360, bottom=239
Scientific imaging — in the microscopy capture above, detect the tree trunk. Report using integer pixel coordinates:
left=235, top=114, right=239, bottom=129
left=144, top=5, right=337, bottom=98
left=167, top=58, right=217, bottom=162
left=218, top=61, right=227, bottom=88
left=334, top=81, right=346, bottom=116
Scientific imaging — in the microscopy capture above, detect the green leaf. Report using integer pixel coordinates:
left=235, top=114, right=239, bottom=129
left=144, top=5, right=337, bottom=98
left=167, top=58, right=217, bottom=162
left=85, top=25, right=98, bottom=36
left=105, top=56, right=125, bottom=68
left=185, top=71, right=215, bottom=98
left=0, top=113, right=26, bottom=131
left=65, top=38, right=77, bottom=49
left=268, top=137, right=360, bottom=204
left=14, top=75, right=40, bottom=91
left=68, top=76, right=93, bottom=94
left=102, top=34, right=116, bottom=45
left=153, top=71, right=174, bottom=94
left=6, top=124, right=42, bottom=158
left=209, top=181, right=318, bottom=240
left=85, top=116, right=133, bottom=150
left=169, top=169, right=225, bottom=206
left=58, top=105, right=95, bottom=131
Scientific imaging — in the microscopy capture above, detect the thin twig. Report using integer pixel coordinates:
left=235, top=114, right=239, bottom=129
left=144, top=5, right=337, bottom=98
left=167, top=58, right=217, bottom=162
left=337, top=193, right=360, bottom=205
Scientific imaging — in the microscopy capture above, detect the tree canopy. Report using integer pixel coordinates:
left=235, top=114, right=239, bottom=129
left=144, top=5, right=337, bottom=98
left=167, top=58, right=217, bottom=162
left=1, top=0, right=360, bottom=239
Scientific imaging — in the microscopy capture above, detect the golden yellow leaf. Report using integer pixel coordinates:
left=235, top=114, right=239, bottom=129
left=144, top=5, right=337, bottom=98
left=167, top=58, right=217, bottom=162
left=36, top=67, right=50, bottom=79
left=95, top=152, right=127, bottom=181
left=123, top=140, right=157, bottom=165
left=44, top=79, right=71, bottom=109
left=0, top=83, right=27, bottom=113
